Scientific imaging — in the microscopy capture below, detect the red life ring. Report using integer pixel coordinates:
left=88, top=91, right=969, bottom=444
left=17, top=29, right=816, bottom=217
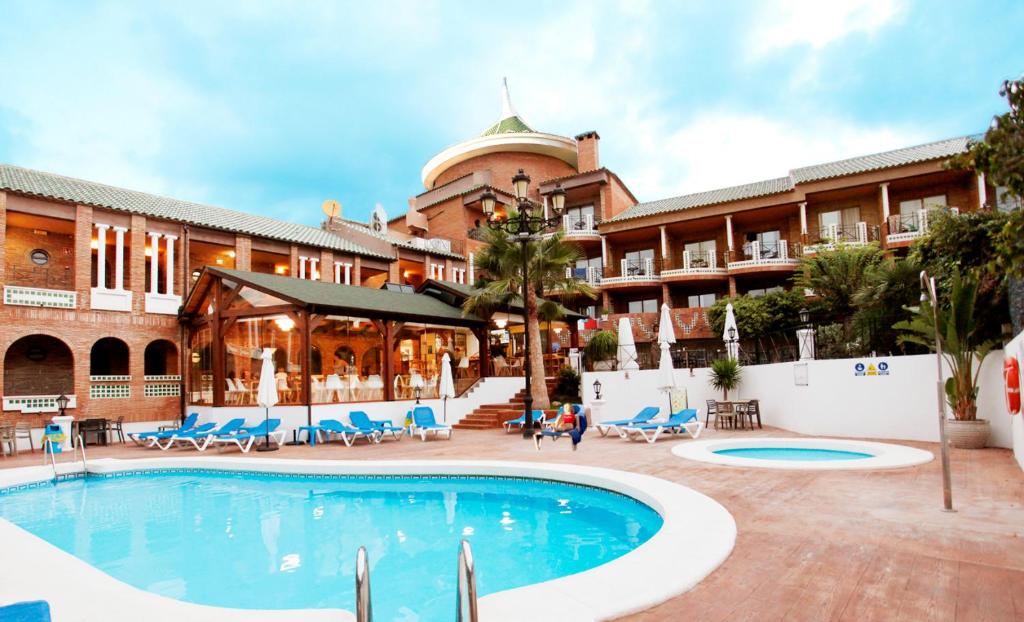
left=1005, top=356, right=1021, bottom=415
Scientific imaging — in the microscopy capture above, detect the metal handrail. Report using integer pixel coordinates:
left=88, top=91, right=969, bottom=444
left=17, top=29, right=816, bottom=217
left=43, top=439, right=58, bottom=481
left=456, top=539, right=479, bottom=622
left=355, top=546, right=372, bottom=622
left=76, top=434, right=88, bottom=470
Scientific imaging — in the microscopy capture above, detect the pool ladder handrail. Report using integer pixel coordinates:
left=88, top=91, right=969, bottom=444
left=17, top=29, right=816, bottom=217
left=355, top=546, right=372, bottom=622
left=43, top=438, right=58, bottom=480
left=456, top=539, right=479, bottom=622
left=41, top=436, right=88, bottom=482
left=75, top=434, right=88, bottom=470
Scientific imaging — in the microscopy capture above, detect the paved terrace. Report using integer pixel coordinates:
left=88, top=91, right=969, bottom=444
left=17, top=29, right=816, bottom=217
left=2, top=426, right=1022, bottom=621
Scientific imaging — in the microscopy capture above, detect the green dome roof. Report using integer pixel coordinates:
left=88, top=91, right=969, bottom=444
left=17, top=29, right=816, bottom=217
left=480, top=115, right=534, bottom=136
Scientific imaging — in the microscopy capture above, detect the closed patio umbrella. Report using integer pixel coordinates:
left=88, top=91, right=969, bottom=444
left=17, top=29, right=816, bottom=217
left=723, top=303, right=740, bottom=361
left=439, top=352, right=456, bottom=422
left=617, top=317, right=640, bottom=371
left=255, top=347, right=279, bottom=452
left=656, top=342, right=676, bottom=418
left=657, top=303, right=676, bottom=346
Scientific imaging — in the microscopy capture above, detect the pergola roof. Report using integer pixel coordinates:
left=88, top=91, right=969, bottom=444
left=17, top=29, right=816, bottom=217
left=184, top=267, right=487, bottom=327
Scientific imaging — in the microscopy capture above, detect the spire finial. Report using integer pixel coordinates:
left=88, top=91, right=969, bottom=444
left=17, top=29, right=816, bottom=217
left=500, top=77, right=517, bottom=120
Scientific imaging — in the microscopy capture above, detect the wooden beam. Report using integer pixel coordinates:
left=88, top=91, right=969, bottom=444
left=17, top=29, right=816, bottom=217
left=211, top=277, right=225, bottom=407
left=219, top=304, right=297, bottom=319
left=383, top=321, right=395, bottom=402
left=301, top=309, right=311, bottom=407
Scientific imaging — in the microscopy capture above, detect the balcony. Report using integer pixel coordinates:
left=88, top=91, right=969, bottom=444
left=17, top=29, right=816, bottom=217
left=803, top=222, right=880, bottom=254
left=566, top=266, right=602, bottom=287
left=886, top=207, right=959, bottom=245
left=727, top=240, right=799, bottom=274
left=559, top=214, right=600, bottom=240
left=403, top=236, right=465, bottom=256
left=661, top=250, right=728, bottom=283
left=601, top=258, right=661, bottom=288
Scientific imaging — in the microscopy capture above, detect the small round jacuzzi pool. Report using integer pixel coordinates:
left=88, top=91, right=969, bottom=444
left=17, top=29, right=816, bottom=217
left=672, top=437, right=934, bottom=470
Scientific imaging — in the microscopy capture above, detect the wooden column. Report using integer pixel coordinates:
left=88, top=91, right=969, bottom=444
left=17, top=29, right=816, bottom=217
left=476, top=327, right=491, bottom=377
left=300, top=310, right=312, bottom=406
left=211, top=278, right=224, bottom=406
left=382, top=321, right=395, bottom=401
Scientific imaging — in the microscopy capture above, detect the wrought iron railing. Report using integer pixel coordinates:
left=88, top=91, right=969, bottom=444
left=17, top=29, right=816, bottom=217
left=809, top=222, right=879, bottom=246
left=603, top=257, right=663, bottom=280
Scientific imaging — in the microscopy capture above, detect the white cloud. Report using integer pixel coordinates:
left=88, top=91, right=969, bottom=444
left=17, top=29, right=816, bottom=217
left=617, top=111, right=924, bottom=201
left=747, top=0, right=903, bottom=58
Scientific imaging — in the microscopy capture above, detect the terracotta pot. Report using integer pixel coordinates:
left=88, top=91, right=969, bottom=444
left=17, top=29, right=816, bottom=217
left=945, top=418, right=990, bottom=449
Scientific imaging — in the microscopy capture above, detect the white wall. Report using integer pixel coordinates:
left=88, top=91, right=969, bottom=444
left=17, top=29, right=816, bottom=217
left=189, top=377, right=524, bottom=436
left=1003, top=331, right=1024, bottom=470
left=583, top=352, right=1014, bottom=449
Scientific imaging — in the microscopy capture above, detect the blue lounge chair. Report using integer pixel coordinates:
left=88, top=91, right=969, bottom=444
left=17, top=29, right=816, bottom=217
left=412, top=406, right=452, bottom=441
left=502, top=409, right=546, bottom=433
left=209, top=419, right=285, bottom=453
left=160, top=418, right=246, bottom=451
left=534, top=411, right=588, bottom=450
left=0, top=600, right=51, bottom=622
left=595, top=406, right=660, bottom=437
left=318, top=418, right=377, bottom=446
left=620, top=408, right=703, bottom=443
left=128, top=412, right=199, bottom=447
left=349, top=411, right=403, bottom=441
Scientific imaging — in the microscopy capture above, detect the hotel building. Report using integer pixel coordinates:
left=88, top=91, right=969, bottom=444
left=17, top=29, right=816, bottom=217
left=1, top=84, right=1012, bottom=428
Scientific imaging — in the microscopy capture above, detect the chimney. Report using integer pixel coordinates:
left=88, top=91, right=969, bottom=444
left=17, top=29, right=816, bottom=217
left=575, top=131, right=600, bottom=172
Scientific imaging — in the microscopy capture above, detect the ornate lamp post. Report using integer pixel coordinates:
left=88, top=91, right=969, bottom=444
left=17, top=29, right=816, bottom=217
left=797, top=307, right=815, bottom=361
left=56, top=393, right=70, bottom=417
left=480, top=171, right=567, bottom=438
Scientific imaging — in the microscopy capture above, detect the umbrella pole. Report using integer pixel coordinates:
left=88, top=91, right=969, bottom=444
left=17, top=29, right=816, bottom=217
left=256, top=405, right=278, bottom=452
left=443, top=396, right=447, bottom=423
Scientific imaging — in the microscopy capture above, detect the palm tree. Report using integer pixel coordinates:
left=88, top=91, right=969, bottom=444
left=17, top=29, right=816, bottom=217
left=851, top=257, right=922, bottom=354
left=794, top=245, right=884, bottom=320
left=464, top=223, right=596, bottom=409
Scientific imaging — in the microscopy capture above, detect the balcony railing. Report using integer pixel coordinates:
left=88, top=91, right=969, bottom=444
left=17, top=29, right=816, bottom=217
left=561, top=214, right=600, bottom=236
left=886, top=207, right=959, bottom=243
left=662, top=250, right=727, bottom=277
left=566, top=266, right=603, bottom=286
left=728, top=240, right=799, bottom=270
left=602, top=257, right=662, bottom=284
left=804, top=222, right=880, bottom=253
left=405, top=236, right=465, bottom=256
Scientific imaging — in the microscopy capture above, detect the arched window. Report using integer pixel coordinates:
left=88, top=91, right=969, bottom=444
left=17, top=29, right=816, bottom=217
left=90, top=337, right=129, bottom=376
left=144, top=340, right=178, bottom=376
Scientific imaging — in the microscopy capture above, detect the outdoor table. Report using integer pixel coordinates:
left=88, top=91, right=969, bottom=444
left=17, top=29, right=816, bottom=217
left=298, top=425, right=320, bottom=447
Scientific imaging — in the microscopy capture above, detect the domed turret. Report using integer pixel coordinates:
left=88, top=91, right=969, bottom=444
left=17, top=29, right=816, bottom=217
left=420, top=79, right=578, bottom=190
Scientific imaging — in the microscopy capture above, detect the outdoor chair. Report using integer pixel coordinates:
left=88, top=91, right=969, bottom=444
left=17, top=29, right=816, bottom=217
left=704, top=400, right=717, bottom=428
left=534, top=411, right=588, bottom=450
left=595, top=406, right=659, bottom=437
left=349, top=411, right=403, bottom=441
left=106, top=416, right=126, bottom=444
left=746, top=399, right=763, bottom=429
left=411, top=406, right=453, bottom=441
left=15, top=422, right=34, bottom=451
left=210, top=419, right=285, bottom=452
left=79, top=418, right=109, bottom=447
left=620, top=408, right=703, bottom=443
left=160, top=418, right=245, bottom=451
left=503, top=409, right=546, bottom=433
left=0, top=425, right=17, bottom=457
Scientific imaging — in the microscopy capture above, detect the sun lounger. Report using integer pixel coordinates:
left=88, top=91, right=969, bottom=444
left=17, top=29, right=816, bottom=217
left=316, top=418, right=377, bottom=446
left=349, top=411, right=403, bottom=441
left=620, top=408, right=703, bottom=443
left=502, top=409, right=547, bottom=433
left=128, top=412, right=199, bottom=447
left=411, top=406, right=452, bottom=441
left=209, top=419, right=285, bottom=453
left=595, top=406, right=659, bottom=437
left=159, top=418, right=246, bottom=451
left=534, top=412, right=588, bottom=450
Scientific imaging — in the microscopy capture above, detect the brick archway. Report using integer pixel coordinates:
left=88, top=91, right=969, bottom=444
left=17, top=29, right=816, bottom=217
left=144, top=340, right=178, bottom=376
left=3, top=334, right=74, bottom=396
left=90, top=337, right=130, bottom=376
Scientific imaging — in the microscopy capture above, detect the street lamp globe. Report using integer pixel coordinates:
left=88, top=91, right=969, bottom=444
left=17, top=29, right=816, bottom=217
left=549, top=183, right=567, bottom=215
left=480, top=189, right=497, bottom=218
left=512, top=169, right=531, bottom=200
left=799, top=307, right=810, bottom=325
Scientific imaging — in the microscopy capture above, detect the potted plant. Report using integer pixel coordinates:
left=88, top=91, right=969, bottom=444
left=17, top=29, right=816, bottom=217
left=584, top=330, right=618, bottom=371
left=709, top=358, right=742, bottom=400
left=895, top=269, right=998, bottom=448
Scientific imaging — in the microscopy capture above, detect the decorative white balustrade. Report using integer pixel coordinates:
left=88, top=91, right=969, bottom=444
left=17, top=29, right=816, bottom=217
left=727, top=240, right=799, bottom=270
left=3, top=285, right=77, bottom=309
left=886, top=207, right=959, bottom=244
left=662, top=250, right=727, bottom=278
left=562, top=213, right=598, bottom=236
left=2, top=394, right=77, bottom=413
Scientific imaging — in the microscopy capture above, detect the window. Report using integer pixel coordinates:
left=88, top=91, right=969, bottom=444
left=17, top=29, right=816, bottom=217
left=900, top=194, right=947, bottom=216
left=573, top=256, right=602, bottom=280
left=29, top=249, right=49, bottom=265
left=687, top=293, right=717, bottom=308
left=747, top=286, right=783, bottom=298
left=623, top=249, right=655, bottom=275
left=627, top=298, right=658, bottom=314
left=564, top=205, right=595, bottom=230
left=683, top=239, right=716, bottom=266
left=818, top=207, right=861, bottom=238
left=743, top=230, right=780, bottom=258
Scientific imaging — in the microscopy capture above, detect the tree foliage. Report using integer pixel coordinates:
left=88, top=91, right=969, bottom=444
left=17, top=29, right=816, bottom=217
left=707, top=289, right=810, bottom=338
left=851, top=256, right=924, bottom=355
left=794, top=244, right=885, bottom=321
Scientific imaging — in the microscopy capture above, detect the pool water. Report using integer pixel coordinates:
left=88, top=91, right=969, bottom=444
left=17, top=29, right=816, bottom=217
left=0, top=471, right=662, bottom=621
left=713, top=447, right=874, bottom=461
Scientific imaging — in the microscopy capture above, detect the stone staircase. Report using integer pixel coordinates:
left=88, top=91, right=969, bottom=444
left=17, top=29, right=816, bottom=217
left=454, top=378, right=559, bottom=430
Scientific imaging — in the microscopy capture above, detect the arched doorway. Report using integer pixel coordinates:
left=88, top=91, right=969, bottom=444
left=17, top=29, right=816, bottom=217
left=90, top=337, right=130, bottom=376
left=361, top=347, right=382, bottom=376
left=144, top=340, right=178, bottom=376
left=3, top=334, right=74, bottom=395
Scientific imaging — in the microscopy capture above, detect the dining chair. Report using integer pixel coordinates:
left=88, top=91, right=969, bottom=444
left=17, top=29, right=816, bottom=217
left=747, top=399, right=762, bottom=429
left=705, top=399, right=718, bottom=428
left=0, top=425, right=17, bottom=457
left=15, top=422, right=34, bottom=452
left=106, top=416, right=126, bottom=444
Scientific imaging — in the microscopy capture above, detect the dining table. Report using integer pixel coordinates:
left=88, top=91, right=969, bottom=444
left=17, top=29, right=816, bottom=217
left=715, top=401, right=760, bottom=430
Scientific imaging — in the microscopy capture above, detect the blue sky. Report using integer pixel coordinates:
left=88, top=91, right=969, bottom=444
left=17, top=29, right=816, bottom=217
left=0, top=0, right=1021, bottom=226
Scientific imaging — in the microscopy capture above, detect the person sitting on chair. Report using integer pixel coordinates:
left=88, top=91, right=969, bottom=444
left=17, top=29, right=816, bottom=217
left=533, top=404, right=587, bottom=451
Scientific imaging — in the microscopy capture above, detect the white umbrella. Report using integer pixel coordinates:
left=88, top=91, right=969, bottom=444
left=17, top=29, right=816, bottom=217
left=255, top=347, right=279, bottom=451
left=657, top=303, right=676, bottom=345
left=617, top=316, right=639, bottom=371
left=439, top=352, right=456, bottom=422
left=656, top=342, right=676, bottom=418
left=723, top=303, right=740, bottom=361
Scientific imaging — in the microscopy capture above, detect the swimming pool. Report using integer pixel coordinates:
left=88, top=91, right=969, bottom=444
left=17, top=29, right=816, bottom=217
left=0, top=470, right=660, bottom=621
left=672, top=438, right=934, bottom=470
left=713, top=447, right=873, bottom=461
